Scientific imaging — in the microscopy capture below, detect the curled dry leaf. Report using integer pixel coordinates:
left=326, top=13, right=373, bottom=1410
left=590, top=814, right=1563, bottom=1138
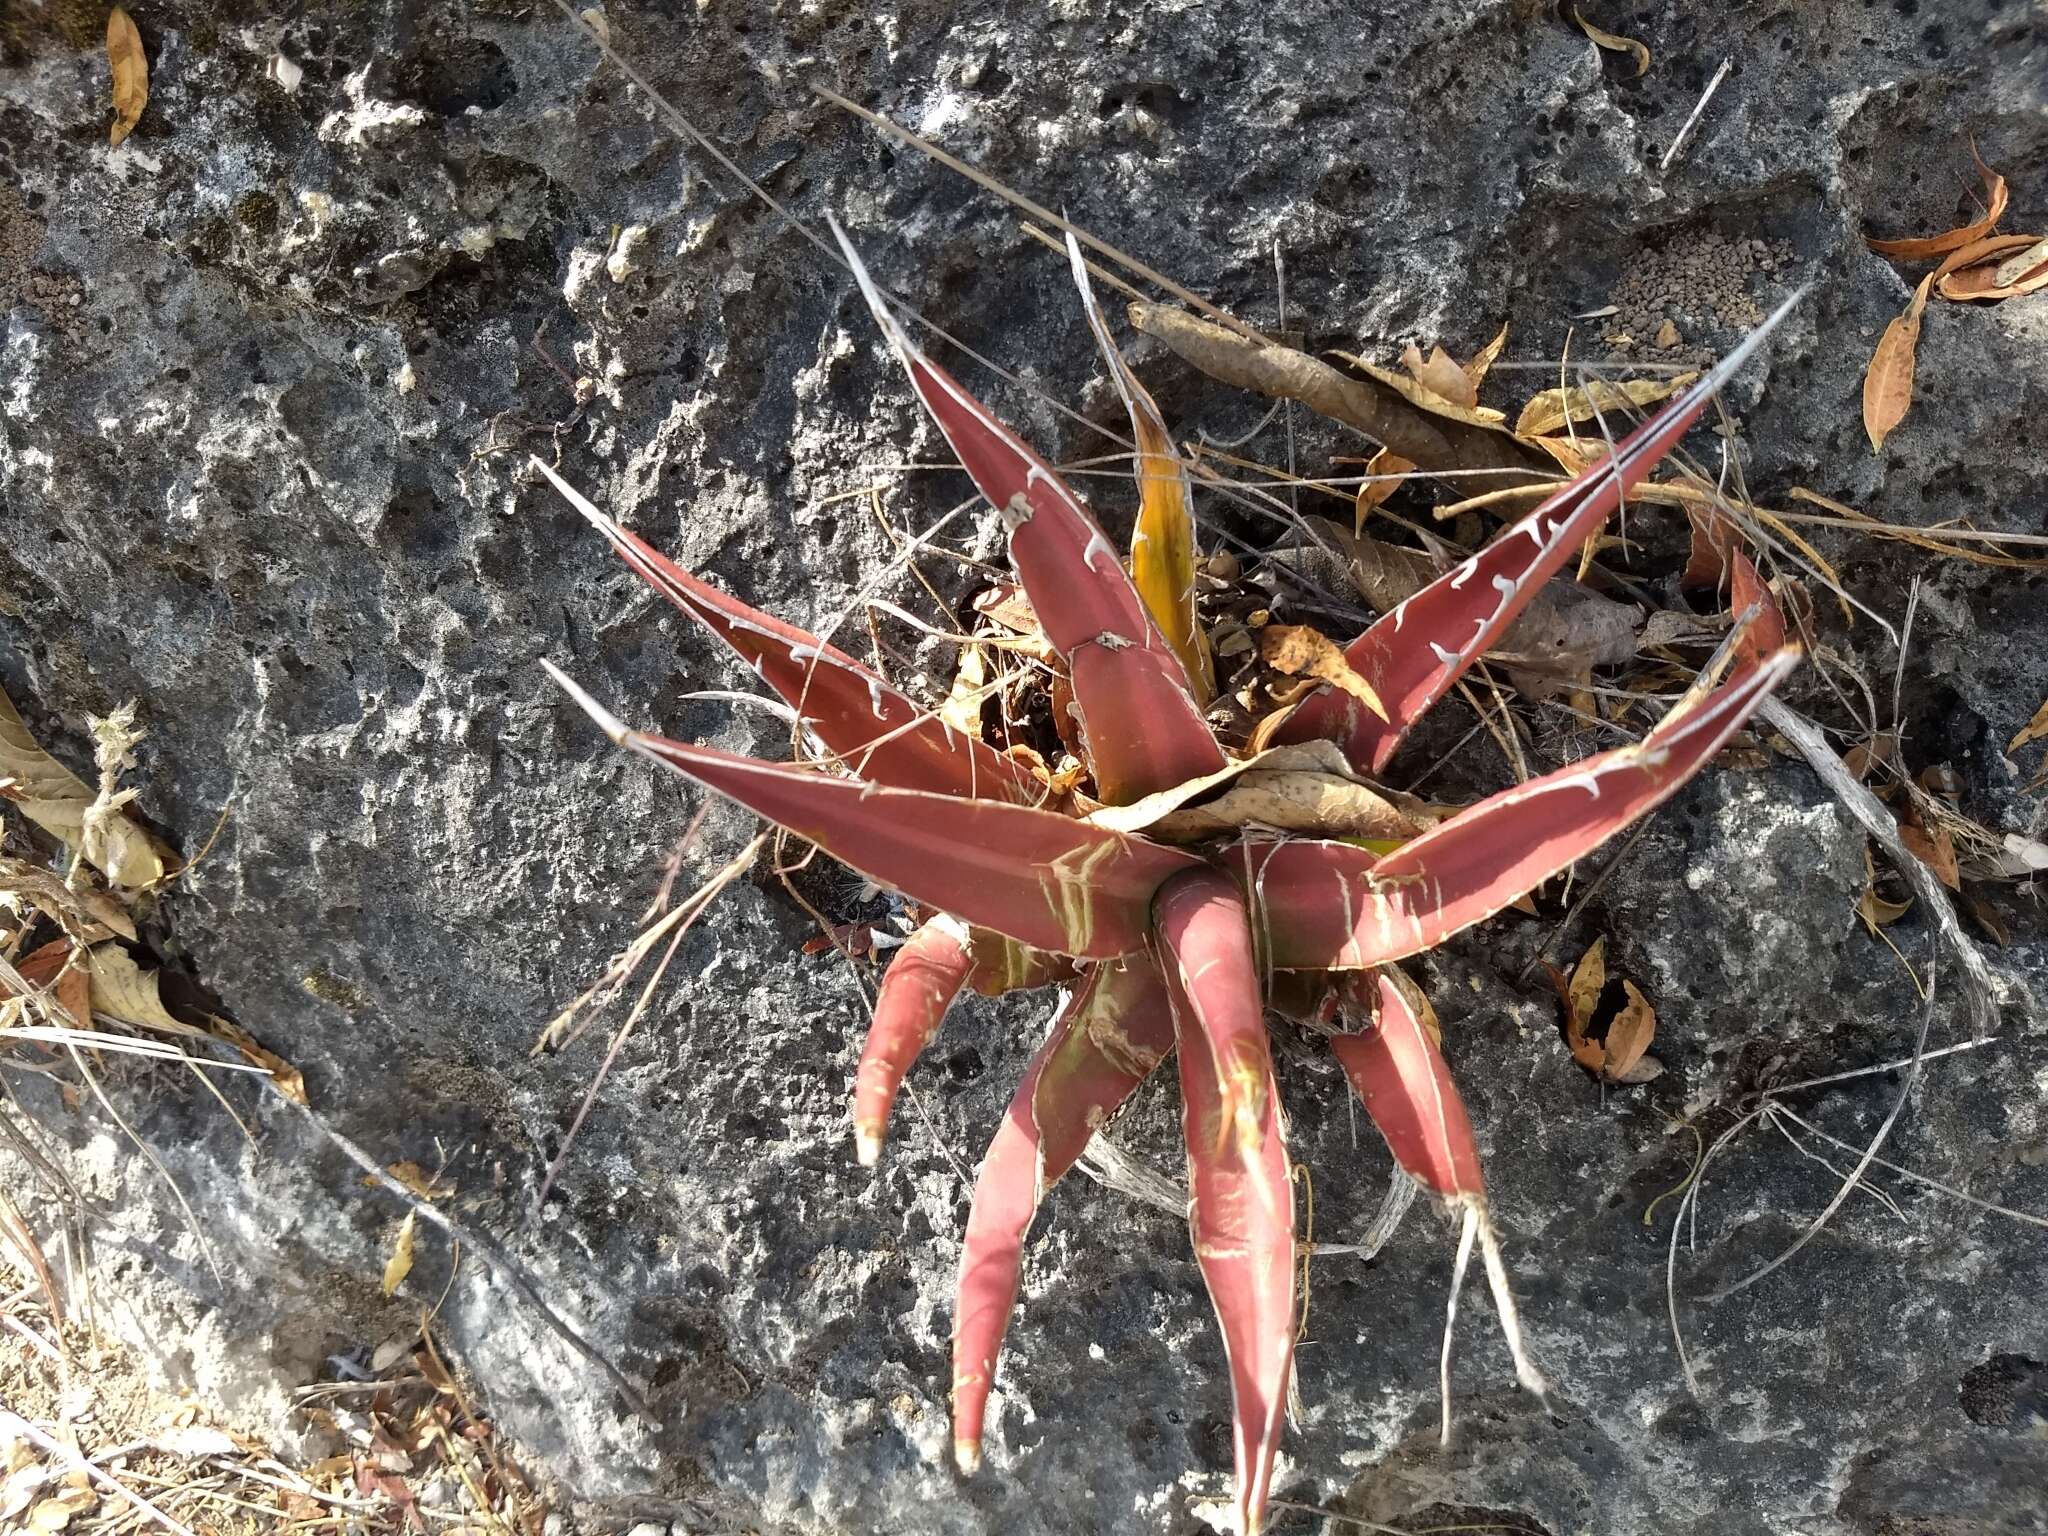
left=1861, top=273, right=1933, bottom=453
left=0, top=686, right=170, bottom=888
left=1856, top=846, right=1913, bottom=935
left=1401, top=343, right=1479, bottom=409
left=1570, top=6, right=1651, bottom=77
left=382, top=1210, right=418, bottom=1295
left=1514, top=373, right=1696, bottom=439
left=1898, top=814, right=1961, bottom=891
left=1936, top=234, right=2048, bottom=302
left=1256, top=624, right=1389, bottom=720
left=1351, top=446, right=1416, bottom=530
left=1547, top=937, right=1661, bottom=1082
left=209, top=1014, right=310, bottom=1106
left=1866, top=145, right=2009, bottom=261
left=106, top=7, right=149, bottom=147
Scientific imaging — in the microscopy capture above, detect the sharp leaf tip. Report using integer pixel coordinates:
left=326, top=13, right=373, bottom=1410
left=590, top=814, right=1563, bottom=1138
left=538, top=658, right=633, bottom=746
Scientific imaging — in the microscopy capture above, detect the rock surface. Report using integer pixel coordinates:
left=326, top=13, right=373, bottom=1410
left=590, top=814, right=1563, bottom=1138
left=3, top=2, right=2046, bottom=1533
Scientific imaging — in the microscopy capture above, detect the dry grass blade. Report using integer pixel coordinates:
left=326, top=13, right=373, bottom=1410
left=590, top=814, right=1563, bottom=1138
left=1783, top=486, right=2048, bottom=572
left=1571, top=5, right=1650, bottom=76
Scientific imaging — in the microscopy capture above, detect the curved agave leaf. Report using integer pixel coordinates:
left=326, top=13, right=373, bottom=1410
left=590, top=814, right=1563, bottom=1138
left=853, top=915, right=977, bottom=1165
left=1326, top=973, right=1482, bottom=1200
left=1278, top=291, right=1805, bottom=775
left=1153, top=870, right=1295, bottom=1536
left=952, top=955, right=1175, bottom=1473
left=1066, top=234, right=1215, bottom=704
left=1241, top=647, right=1800, bottom=969
left=533, top=458, right=1039, bottom=804
left=543, top=662, right=1202, bottom=958
left=828, top=217, right=1226, bottom=806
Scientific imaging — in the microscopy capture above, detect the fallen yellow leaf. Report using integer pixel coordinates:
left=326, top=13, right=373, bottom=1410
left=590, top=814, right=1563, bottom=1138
left=1861, top=273, right=1933, bottom=453
left=1514, top=374, right=1695, bottom=439
left=1463, top=323, right=1509, bottom=391
left=0, top=686, right=170, bottom=887
left=382, top=1211, right=417, bottom=1295
left=1400, top=343, right=1478, bottom=409
left=85, top=944, right=204, bottom=1035
left=106, top=7, right=149, bottom=147
left=2009, top=697, right=2048, bottom=754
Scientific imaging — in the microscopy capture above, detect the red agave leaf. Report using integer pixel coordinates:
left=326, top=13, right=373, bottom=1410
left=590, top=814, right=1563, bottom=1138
left=533, top=459, right=1038, bottom=804
left=543, top=662, right=1201, bottom=958
left=1277, top=291, right=1805, bottom=775
left=853, top=915, right=977, bottom=1165
left=828, top=217, right=1226, bottom=806
left=1326, top=972, right=1483, bottom=1200
left=1241, top=646, right=1800, bottom=969
left=952, top=955, right=1175, bottom=1473
left=1152, top=870, right=1295, bottom=1536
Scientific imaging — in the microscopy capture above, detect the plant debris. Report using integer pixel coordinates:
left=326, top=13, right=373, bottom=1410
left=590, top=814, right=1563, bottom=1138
left=1861, top=272, right=1932, bottom=453
left=0, top=687, right=171, bottom=889
left=1569, top=5, right=1651, bottom=77
left=105, top=8, right=148, bottom=147
left=1545, top=937, right=1662, bottom=1083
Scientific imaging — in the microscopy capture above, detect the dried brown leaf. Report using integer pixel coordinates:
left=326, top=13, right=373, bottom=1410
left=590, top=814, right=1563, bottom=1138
left=1861, top=273, right=1933, bottom=453
left=1866, top=146, right=2008, bottom=260
left=0, top=686, right=170, bottom=887
left=106, top=7, right=149, bottom=147
left=1601, top=981, right=1658, bottom=1080
left=13, top=938, right=91, bottom=1028
left=1257, top=624, right=1388, bottom=720
left=1351, top=446, right=1415, bottom=531
left=1567, top=936, right=1606, bottom=1034
left=1898, top=816, right=1960, bottom=891
left=1936, top=234, right=2048, bottom=302
left=2009, top=697, right=2048, bottom=755
left=208, top=1014, right=310, bottom=1106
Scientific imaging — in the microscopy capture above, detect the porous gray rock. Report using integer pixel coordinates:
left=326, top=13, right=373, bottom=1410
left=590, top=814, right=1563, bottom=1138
left=3, top=3, right=2045, bottom=1534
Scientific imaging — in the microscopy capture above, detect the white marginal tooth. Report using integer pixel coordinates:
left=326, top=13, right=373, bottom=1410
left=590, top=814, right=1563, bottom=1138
left=538, top=658, right=634, bottom=746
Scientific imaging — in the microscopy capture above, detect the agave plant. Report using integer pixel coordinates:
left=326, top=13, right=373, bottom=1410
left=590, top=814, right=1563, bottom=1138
left=537, top=224, right=1801, bottom=1533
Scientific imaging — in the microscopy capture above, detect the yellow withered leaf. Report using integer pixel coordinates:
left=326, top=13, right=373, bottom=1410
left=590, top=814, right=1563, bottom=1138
left=0, top=685, right=171, bottom=887
left=2009, top=697, right=2048, bottom=754
left=1400, top=343, right=1478, bottom=409
left=107, top=7, right=149, bottom=147
left=1566, top=936, right=1606, bottom=1039
left=940, top=643, right=988, bottom=740
left=1069, top=239, right=1213, bottom=703
left=1861, top=273, right=1933, bottom=453
left=85, top=944, right=204, bottom=1035
left=209, top=1014, right=310, bottom=1106
left=1463, top=323, right=1509, bottom=391
left=1571, top=6, right=1650, bottom=78
left=1514, top=373, right=1695, bottom=439
left=382, top=1211, right=417, bottom=1295
left=1866, top=145, right=2008, bottom=261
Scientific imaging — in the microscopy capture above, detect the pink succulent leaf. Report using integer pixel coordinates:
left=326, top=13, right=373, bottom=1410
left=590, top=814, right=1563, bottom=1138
left=1327, top=973, right=1483, bottom=1199
left=1278, top=290, right=1805, bottom=775
left=827, top=217, right=1226, bottom=806
left=534, top=458, right=1038, bottom=804
left=853, top=916, right=978, bottom=1166
left=961, top=931, right=1081, bottom=997
left=1727, top=546, right=1787, bottom=670
left=1153, top=870, right=1296, bottom=1536
left=1239, top=646, right=1801, bottom=969
left=952, top=954, right=1175, bottom=1473
left=542, top=661, right=1203, bottom=957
